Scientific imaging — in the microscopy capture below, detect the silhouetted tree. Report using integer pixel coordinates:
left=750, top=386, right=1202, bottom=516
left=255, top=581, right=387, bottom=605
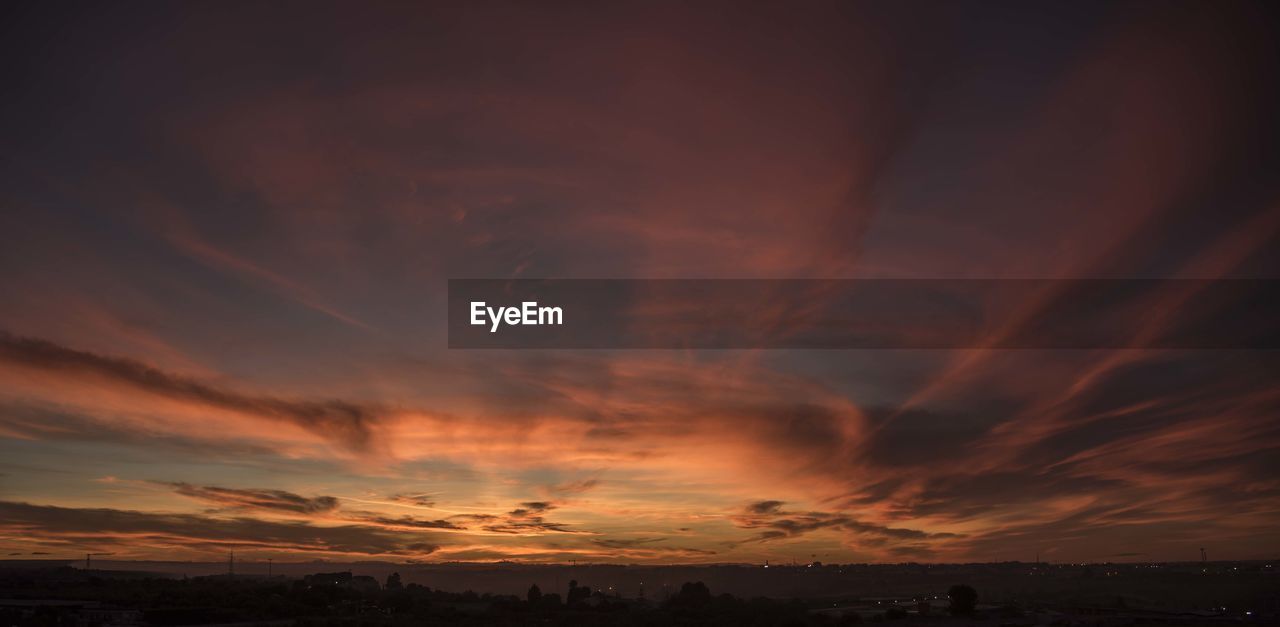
left=527, top=583, right=542, bottom=604
left=668, top=581, right=712, bottom=608
left=948, top=584, right=977, bottom=616
left=385, top=572, right=403, bottom=591
left=566, top=579, right=591, bottom=606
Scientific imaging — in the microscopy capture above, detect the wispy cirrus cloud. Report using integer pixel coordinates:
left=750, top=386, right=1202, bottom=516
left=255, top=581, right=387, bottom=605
left=164, top=482, right=340, bottom=515
left=0, top=500, right=443, bottom=558
left=0, top=332, right=387, bottom=453
left=731, top=501, right=962, bottom=551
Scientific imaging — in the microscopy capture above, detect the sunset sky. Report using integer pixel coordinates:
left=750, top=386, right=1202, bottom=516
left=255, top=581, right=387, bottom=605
left=1, top=1, right=1278, bottom=565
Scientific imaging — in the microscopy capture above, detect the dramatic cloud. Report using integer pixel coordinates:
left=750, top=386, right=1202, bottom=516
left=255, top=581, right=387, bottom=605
left=745, top=501, right=785, bottom=515
left=588, top=538, right=717, bottom=559
left=0, top=0, right=1276, bottom=564
left=731, top=501, right=962, bottom=550
left=511, top=502, right=556, bottom=516
left=480, top=502, right=584, bottom=536
left=165, top=483, right=340, bottom=515
left=389, top=494, right=437, bottom=508
left=0, top=333, right=386, bottom=452
left=0, top=501, right=441, bottom=557
left=343, top=513, right=465, bottom=531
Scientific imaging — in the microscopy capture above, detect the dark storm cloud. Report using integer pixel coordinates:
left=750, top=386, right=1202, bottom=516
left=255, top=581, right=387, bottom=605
left=164, top=482, right=339, bottom=514
left=0, top=332, right=384, bottom=452
left=0, top=500, right=440, bottom=556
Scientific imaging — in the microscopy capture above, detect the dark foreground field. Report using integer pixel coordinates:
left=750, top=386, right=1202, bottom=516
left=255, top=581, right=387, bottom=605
left=1, top=560, right=1275, bottom=625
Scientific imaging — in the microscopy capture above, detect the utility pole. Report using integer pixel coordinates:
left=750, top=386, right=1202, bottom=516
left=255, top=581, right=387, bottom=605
left=1200, top=548, right=1207, bottom=563
left=229, top=551, right=234, bottom=576
left=268, top=558, right=272, bottom=577
left=85, top=552, right=109, bottom=570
